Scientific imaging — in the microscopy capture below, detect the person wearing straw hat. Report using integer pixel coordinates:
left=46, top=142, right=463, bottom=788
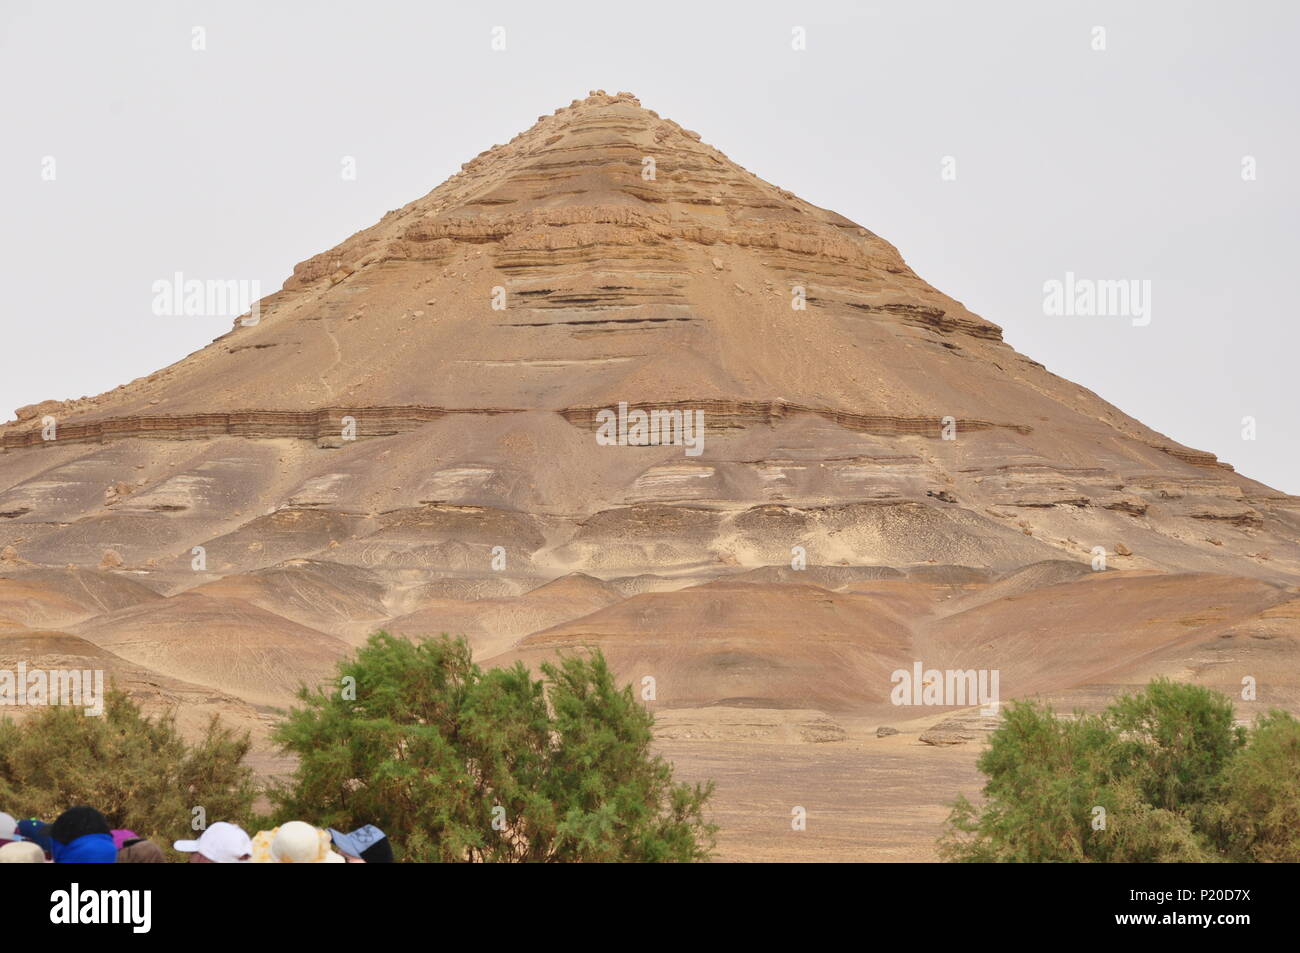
left=250, top=821, right=345, bottom=863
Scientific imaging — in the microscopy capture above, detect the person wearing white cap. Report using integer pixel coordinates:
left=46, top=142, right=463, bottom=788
left=173, top=821, right=253, bottom=863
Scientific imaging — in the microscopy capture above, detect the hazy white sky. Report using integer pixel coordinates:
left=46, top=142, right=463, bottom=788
left=2, top=0, right=1296, bottom=491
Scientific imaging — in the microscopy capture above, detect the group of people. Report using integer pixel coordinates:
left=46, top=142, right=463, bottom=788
left=0, top=807, right=393, bottom=863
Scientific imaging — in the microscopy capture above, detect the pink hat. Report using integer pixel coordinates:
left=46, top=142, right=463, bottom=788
left=111, top=829, right=139, bottom=850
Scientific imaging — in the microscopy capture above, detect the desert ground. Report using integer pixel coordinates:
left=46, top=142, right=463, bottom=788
left=2, top=92, right=1296, bottom=860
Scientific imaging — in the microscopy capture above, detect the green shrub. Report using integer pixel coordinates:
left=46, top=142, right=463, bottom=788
left=1107, top=679, right=1244, bottom=811
left=271, top=631, right=715, bottom=862
left=940, top=702, right=1119, bottom=862
left=0, top=688, right=256, bottom=850
left=941, top=680, right=1295, bottom=863
left=1215, top=710, right=1300, bottom=861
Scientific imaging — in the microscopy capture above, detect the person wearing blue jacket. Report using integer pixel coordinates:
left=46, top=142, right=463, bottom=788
left=49, top=806, right=117, bottom=863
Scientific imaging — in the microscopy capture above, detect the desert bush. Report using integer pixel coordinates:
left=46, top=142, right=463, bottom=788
left=940, top=702, right=1119, bottom=862
left=1106, top=679, right=1244, bottom=811
left=941, top=680, right=1294, bottom=863
left=271, top=631, right=715, bottom=862
left=1213, top=710, right=1300, bottom=862
left=0, top=689, right=256, bottom=848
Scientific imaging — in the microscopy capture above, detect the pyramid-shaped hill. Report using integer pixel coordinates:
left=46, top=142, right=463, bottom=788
left=1, top=91, right=1296, bottom=587
left=0, top=91, right=1237, bottom=448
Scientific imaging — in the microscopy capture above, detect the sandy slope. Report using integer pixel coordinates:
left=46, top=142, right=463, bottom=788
left=0, top=91, right=1295, bottom=860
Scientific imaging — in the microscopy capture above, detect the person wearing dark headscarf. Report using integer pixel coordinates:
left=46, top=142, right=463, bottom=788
left=50, top=806, right=117, bottom=863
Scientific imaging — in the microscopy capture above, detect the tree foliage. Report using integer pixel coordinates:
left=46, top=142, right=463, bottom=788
left=271, top=632, right=715, bottom=862
left=940, top=679, right=1297, bottom=862
left=0, top=689, right=256, bottom=850
left=1213, top=710, right=1300, bottom=862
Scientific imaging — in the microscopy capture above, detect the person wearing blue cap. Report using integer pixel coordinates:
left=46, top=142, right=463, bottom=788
left=16, top=818, right=53, bottom=859
left=328, top=824, right=393, bottom=863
